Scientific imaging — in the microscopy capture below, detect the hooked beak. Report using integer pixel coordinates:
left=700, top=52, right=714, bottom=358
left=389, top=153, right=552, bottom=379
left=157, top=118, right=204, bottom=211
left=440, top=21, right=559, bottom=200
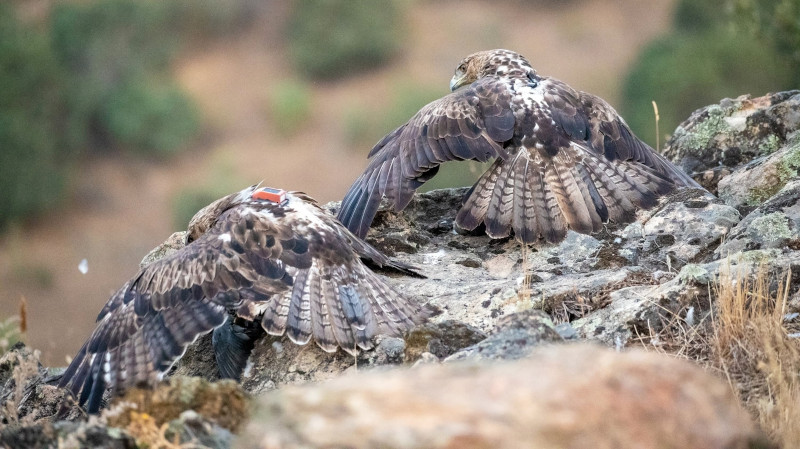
left=449, top=75, right=467, bottom=92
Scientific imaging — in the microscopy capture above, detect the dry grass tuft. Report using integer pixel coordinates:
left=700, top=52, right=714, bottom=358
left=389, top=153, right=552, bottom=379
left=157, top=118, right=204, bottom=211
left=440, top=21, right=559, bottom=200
left=637, top=263, right=800, bottom=447
left=0, top=348, right=41, bottom=425
left=711, top=264, right=800, bottom=447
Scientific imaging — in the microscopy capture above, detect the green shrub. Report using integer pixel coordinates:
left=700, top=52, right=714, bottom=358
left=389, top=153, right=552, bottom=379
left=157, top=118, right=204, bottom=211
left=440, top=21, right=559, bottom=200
left=101, top=79, right=199, bottom=157
left=268, top=80, right=313, bottom=137
left=380, top=83, right=445, bottom=134
left=0, top=4, right=69, bottom=228
left=728, top=0, right=800, bottom=84
left=288, top=0, right=404, bottom=80
left=673, top=0, right=726, bottom=33
left=50, top=0, right=199, bottom=156
left=622, top=15, right=793, bottom=147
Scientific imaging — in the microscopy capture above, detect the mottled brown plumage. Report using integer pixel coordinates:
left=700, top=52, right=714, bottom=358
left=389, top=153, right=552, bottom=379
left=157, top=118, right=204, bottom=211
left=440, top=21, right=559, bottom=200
left=59, top=186, right=429, bottom=413
left=337, top=49, right=701, bottom=243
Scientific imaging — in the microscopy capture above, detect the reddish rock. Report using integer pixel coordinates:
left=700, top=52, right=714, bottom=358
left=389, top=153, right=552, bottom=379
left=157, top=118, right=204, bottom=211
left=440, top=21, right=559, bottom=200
left=238, top=344, right=763, bottom=449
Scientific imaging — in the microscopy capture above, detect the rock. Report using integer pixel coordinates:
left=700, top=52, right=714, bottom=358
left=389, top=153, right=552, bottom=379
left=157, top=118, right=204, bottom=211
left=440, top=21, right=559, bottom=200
left=139, top=231, right=187, bottom=267
left=16, top=90, right=800, bottom=447
left=106, top=377, right=249, bottom=434
left=81, top=377, right=248, bottom=449
left=238, top=333, right=420, bottom=396
left=170, top=187, right=733, bottom=398
left=572, top=267, right=707, bottom=347
left=0, top=422, right=136, bottom=449
left=404, top=320, right=487, bottom=361
left=664, top=91, right=800, bottom=191
left=716, top=134, right=800, bottom=210
left=716, top=177, right=800, bottom=257
left=618, top=188, right=740, bottom=270
left=237, top=344, right=762, bottom=449
left=445, top=309, right=562, bottom=361
left=165, top=410, right=235, bottom=449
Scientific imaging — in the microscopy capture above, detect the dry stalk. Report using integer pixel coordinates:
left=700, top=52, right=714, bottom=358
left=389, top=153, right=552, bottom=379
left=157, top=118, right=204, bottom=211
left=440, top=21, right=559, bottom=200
left=516, top=244, right=533, bottom=304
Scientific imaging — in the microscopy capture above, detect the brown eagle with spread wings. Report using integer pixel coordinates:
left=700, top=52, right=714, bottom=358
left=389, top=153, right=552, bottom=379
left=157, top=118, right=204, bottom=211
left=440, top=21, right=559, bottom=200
left=337, top=49, right=701, bottom=243
left=59, top=186, right=429, bottom=413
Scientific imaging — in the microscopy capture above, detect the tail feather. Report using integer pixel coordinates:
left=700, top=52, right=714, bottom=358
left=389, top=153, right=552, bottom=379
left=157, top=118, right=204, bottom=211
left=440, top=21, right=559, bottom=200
left=457, top=159, right=504, bottom=231
left=485, top=155, right=516, bottom=238
left=549, top=150, right=597, bottom=234
left=512, top=157, right=538, bottom=244
left=284, top=269, right=313, bottom=345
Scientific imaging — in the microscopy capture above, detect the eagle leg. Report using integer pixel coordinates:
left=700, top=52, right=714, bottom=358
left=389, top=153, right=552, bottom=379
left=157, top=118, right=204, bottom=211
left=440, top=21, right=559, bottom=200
left=212, top=315, right=265, bottom=380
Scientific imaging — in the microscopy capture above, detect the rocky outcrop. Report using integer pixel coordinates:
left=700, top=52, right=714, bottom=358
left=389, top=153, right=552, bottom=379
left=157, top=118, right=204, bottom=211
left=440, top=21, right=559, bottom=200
left=4, top=90, right=800, bottom=448
left=665, top=90, right=800, bottom=195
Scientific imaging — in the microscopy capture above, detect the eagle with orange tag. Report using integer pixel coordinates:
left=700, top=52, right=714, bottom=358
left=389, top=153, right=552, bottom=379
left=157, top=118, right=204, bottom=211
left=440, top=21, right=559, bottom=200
left=59, top=184, right=431, bottom=413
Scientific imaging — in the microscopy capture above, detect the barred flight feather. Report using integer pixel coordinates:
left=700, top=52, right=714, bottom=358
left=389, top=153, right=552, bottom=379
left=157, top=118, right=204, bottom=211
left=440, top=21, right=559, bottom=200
left=338, top=49, right=703, bottom=243
left=59, top=186, right=430, bottom=413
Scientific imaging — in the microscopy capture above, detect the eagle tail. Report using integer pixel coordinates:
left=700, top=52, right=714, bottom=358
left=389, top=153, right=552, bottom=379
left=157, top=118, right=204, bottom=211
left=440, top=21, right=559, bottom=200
left=267, top=258, right=430, bottom=355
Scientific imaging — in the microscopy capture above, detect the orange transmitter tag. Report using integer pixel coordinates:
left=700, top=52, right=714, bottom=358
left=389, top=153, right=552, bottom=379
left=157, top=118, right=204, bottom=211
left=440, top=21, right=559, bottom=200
left=252, top=187, right=287, bottom=204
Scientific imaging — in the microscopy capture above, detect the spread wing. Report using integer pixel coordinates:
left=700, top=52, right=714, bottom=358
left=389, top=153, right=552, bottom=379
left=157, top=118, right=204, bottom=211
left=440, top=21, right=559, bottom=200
left=58, top=207, right=297, bottom=412
left=457, top=78, right=702, bottom=244
left=578, top=89, right=701, bottom=188
left=337, top=76, right=516, bottom=238
left=60, top=199, right=429, bottom=413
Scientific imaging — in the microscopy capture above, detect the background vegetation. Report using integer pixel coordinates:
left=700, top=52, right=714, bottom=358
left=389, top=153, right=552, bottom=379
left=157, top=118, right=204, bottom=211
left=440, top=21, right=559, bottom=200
left=0, top=4, right=69, bottom=228
left=0, top=0, right=261, bottom=229
left=287, top=0, right=403, bottom=80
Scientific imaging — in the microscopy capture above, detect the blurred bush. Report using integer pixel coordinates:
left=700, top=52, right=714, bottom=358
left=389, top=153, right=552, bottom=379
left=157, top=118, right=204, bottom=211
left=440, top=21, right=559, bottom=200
left=101, top=79, right=199, bottom=157
left=622, top=0, right=795, bottom=148
left=268, top=80, right=313, bottom=138
left=288, top=0, right=404, bottom=80
left=172, top=154, right=241, bottom=229
left=729, top=0, right=800, bottom=85
left=0, top=4, right=69, bottom=228
left=0, top=0, right=262, bottom=227
left=166, top=0, right=263, bottom=40
left=51, top=0, right=198, bottom=157
left=172, top=188, right=228, bottom=231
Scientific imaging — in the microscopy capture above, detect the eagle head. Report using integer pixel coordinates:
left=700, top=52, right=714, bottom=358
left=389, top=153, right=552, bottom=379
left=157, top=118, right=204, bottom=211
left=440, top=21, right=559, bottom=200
left=186, top=185, right=257, bottom=243
left=449, top=49, right=534, bottom=91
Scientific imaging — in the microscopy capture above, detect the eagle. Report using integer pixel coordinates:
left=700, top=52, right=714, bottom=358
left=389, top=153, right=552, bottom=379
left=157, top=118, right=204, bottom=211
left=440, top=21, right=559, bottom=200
left=337, top=49, right=701, bottom=243
left=59, top=185, right=430, bottom=413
